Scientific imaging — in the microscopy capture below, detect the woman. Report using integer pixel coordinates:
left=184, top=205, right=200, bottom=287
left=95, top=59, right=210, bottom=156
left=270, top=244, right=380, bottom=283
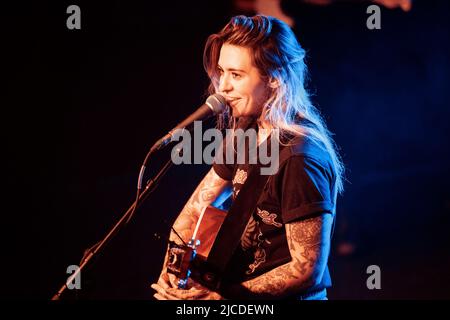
left=152, top=14, right=344, bottom=300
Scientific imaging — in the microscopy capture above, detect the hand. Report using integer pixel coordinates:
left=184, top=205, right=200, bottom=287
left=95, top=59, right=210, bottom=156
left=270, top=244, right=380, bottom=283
left=153, top=270, right=179, bottom=291
left=151, top=278, right=224, bottom=300
left=159, top=270, right=180, bottom=288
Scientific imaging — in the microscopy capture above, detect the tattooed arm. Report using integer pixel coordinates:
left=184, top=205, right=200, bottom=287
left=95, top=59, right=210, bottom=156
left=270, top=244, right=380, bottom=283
left=225, top=214, right=333, bottom=299
left=169, top=167, right=231, bottom=244
left=153, top=167, right=231, bottom=293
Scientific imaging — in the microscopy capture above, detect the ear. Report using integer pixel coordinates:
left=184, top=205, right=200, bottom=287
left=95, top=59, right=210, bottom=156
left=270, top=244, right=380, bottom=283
left=268, top=77, right=280, bottom=89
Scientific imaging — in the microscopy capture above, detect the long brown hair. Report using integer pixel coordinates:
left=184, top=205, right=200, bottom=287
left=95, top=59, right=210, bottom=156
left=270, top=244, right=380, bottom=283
left=203, top=15, right=344, bottom=193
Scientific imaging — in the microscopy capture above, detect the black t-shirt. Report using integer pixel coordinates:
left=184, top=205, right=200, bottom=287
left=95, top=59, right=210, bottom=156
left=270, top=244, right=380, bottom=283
left=213, top=134, right=337, bottom=294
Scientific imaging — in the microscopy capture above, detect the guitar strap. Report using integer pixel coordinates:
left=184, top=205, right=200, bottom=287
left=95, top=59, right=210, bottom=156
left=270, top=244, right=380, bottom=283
left=192, top=130, right=292, bottom=289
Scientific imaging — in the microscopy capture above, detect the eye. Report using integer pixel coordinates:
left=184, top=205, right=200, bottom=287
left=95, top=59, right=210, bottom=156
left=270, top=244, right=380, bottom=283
left=232, top=73, right=241, bottom=79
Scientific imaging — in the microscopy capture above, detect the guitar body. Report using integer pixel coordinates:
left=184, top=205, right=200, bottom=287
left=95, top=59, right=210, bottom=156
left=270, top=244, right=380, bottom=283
left=166, top=205, right=227, bottom=289
left=194, top=206, right=228, bottom=259
left=189, top=205, right=229, bottom=289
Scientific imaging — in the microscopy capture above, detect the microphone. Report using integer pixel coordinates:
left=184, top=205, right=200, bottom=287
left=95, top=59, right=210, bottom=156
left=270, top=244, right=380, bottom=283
left=150, top=93, right=226, bottom=152
left=126, top=93, right=226, bottom=225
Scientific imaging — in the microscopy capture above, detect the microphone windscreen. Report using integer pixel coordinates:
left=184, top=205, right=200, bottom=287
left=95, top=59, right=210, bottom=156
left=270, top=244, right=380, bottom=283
left=206, top=94, right=226, bottom=114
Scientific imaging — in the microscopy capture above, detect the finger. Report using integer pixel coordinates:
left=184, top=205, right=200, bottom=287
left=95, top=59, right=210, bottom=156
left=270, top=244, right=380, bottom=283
left=154, top=280, right=209, bottom=300
left=188, top=280, right=209, bottom=291
left=204, top=291, right=224, bottom=300
left=160, top=271, right=169, bottom=282
left=166, top=287, right=208, bottom=300
left=157, top=279, right=169, bottom=289
left=175, top=286, right=222, bottom=300
left=168, top=273, right=179, bottom=288
left=157, top=274, right=171, bottom=289
left=151, top=283, right=168, bottom=297
left=153, top=293, right=167, bottom=300
left=152, top=283, right=185, bottom=300
left=151, top=283, right=161, bottom=293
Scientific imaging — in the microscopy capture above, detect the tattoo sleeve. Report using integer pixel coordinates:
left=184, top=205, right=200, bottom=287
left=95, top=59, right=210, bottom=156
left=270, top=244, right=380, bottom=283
left=170, top=167, right=231, bottom=244
left=227, top=214, right=333, bottom=299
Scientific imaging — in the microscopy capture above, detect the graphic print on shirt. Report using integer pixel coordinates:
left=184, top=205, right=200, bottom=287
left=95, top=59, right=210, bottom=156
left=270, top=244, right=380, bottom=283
left=232, top=168, right=248, bottom=197
left=240, top=215, right=271, bottom=275
left=240, top=215, right=259, bottom=250
left=246, top=246, right=267, bottom=275
left=256, top=207, right=283, bottom=228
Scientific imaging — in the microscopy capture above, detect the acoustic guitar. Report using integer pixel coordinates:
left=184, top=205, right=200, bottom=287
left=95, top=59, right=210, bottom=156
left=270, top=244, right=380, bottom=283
left=166, top=206, right=227, bottom=288
left=192, top=206, right=228, bottom=258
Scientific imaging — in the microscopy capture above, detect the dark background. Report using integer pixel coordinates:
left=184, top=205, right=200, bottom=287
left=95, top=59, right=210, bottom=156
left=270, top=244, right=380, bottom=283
left=3, top=0, right=450, bottom=299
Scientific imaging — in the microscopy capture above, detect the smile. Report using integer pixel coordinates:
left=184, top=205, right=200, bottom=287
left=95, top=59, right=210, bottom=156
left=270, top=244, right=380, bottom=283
left=227, top=98, right=240, bottom=107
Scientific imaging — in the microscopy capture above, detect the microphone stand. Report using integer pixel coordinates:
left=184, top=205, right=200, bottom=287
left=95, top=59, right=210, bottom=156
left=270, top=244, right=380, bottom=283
left=51, top=158, right=174, bottom=300
left=51, top=110, right=212, bottom=300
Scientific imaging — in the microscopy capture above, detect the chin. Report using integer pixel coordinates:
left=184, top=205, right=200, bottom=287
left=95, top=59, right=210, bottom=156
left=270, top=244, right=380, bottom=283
left=231, top=109, right=242, bottom=118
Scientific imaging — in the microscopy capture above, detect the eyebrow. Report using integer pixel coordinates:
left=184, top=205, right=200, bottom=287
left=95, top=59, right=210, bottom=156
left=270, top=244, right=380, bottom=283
left=217, top=64, right=246, bottom=73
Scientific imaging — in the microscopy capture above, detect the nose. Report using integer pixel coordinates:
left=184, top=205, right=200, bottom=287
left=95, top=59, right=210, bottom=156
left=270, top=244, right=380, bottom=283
left=218, top=74, right=232, bottom=93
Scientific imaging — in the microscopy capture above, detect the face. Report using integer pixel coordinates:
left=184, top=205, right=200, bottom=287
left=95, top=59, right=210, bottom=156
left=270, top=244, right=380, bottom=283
left=217, top=44, right=268, bottom=118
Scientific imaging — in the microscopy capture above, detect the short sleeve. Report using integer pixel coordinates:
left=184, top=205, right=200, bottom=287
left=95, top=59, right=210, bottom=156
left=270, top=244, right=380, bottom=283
left=280, top=155, right=335, bottom=223
left=213, top=162, right=234, bottom=181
